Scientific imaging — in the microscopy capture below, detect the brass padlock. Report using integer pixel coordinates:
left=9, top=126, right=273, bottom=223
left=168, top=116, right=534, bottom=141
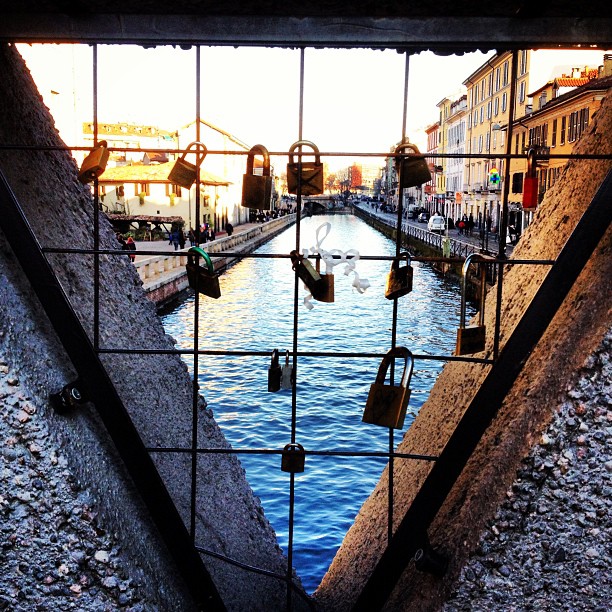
left=168, top=141, right=208, bottom=189
left=287, top=140, right=324, bottom=196
left=522, top=148, right=538, bottom=210
left=241, top=144, right=273, bottom=210
left=385, top=252, right=414, bottom=300
left=281, top=443, right=305, bottom=473
left=78, top=141, right=109, bottom=184
left=362, top=347, right=414, bottom=429
left=456, top=253, right=490, bottom=355
left=290, top=250, right=323, bottom=296
left=281, top=350, right=293, bottom=390
left=395, top=141, right=431, bottom=188
left=268, top=349, right=282, bottom=392
left=186, top=247, right=221, bottom=299
left=312, top=257, right=334, bottom=303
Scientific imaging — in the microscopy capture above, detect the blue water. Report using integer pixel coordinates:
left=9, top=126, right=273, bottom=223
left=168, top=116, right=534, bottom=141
left=161, top=214, right=473, bottom=594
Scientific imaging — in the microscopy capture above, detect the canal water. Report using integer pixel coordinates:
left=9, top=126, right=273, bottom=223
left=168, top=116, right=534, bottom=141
left=161, top=214, right=474, bottom=594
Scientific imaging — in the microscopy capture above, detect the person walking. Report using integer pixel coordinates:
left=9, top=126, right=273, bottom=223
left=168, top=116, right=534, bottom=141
left=225, top=222, right=234, bottom=237
left=125, top=236, right=136, bottom=262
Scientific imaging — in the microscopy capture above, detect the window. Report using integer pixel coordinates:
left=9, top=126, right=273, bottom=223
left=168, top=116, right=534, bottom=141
left=512, top=172, right=524, bottom=193
left=494, top=97, right=499, bottom=116
left=485, top=132, right=490, bottom=151
left=488, top=73, right=493, bottom=96
left=495, top=67, right=501, bottom=92
left=552, top=118, right=557, bottom=147
left=487, top=101, right=492, bottom=119
left=481, top=78, right=485, bottom=101
left=521, top=131, right=526, bottom=152
left=520, top=50, right=528, bottom=75
left=518, top=81, right=526, bottom=104
left=561, top=116, right=566, bottom=145
left=515, top=133, right=520, bottom=155
left=502, top=61, right=509, bottom=86
left=478, top=134, right=483, bottom=153
left=568, top=111, right=579, bottom=142
left=480, top=106, right=484, bottom=123
left=136, top=183, right=150, bottom=196
left=473, top=109, right=478, bottom=125
left=502, top=92, right=507, bottom=113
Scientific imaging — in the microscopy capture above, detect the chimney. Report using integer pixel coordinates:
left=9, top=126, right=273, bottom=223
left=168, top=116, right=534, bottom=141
left=603, top=54, right=612, bottom=78
left=572, top=67, right=581, bottom=79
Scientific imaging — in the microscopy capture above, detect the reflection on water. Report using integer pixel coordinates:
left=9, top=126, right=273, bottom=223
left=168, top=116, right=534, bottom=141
left=161, top=214, right=473, bottom=594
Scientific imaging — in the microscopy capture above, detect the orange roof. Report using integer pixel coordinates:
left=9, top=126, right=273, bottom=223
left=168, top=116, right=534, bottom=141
left=99, top=162, right=230, bottom=186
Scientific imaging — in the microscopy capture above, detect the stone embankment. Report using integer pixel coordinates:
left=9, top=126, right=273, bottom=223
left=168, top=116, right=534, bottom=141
left=135, top=215, right=296, bottom=307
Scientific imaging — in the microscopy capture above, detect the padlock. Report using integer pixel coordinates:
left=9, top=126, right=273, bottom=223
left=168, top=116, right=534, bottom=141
left=78, top=141, right=109, bottom=184
left=395, top=141, right=432, bottom=188
left=290, top=250, right=324, bottom=296
left=268, top=349, right=282, bottom=392
left=281, top=350, right=293, bottom=390
left=385, top=251, right=414, bottom=300
left=312, top=256, right=334, bottom=303
left=186, top=247, right=221, bottom=299
left=287, top=140, right=324, bottom=196
left=168, top=141, right=208, bottom=189
left=362, top=347, right=414, bottom=429
left=522, top=148, right=538, bottom=210
left=455, top=253, right=490, bottom=355
left=241, top=144, right=273, bottom=210
left=281, top=443, right=305, bottom=473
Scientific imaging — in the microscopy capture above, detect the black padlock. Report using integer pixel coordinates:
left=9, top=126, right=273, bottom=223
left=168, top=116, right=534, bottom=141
left=186, top=247, right=221, bottom=299
left=287, top=140, right=324, bottom=196
left=290, top=250, right=324, bottom=296
left=456, top=253, right=492, bottom=355
left=168, top=141, right=208, bottom=189
left=268, top=349, right=282, bottom=392
left=385, top=252, right=414, bottom=300
left=395, top=141, right=431, bottom=188
left=241, top=144, right=273, bottom=210
left=281, top=443, right=305, bottom=473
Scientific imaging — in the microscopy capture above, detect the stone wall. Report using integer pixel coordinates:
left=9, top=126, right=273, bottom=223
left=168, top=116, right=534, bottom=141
left=315, top=89, right=612, bottom=609
left=0, top=43, right=307, bottom=611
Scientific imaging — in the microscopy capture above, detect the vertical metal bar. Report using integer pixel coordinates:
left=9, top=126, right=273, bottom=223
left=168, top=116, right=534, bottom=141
left=190, top=45, right=202, bottom=541
left=92, top=44, right=101, bottom=352
left=286, top=45, right=307, bottom=612
left=493, top=50, right=518, bottom=360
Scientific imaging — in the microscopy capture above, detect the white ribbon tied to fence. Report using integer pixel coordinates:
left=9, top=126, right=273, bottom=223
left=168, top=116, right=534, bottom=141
left=300, top=222, right=370, bottom=309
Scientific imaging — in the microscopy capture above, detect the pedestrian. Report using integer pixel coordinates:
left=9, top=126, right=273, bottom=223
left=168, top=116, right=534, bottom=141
left=225, top=222, right=234, bottom=237
left=209, top=227, right=215, bottom=241
left=178, top=228, right=186, bottom=249
left=171, top=230, right=180, bottom=250
left=188, top=228, right=196, bottom=246
left=125, top=236, right=136, bottom=262
left=458, top=220, right=465, bottom=235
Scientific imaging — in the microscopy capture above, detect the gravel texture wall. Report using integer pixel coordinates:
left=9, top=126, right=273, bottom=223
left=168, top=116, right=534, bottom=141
left=0, top=43, right=306, bottom=611
left=316, top=89, right=612, bottom=609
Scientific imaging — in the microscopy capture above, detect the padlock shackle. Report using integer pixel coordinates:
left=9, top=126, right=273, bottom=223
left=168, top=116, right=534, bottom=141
left=391, top=250, right=412, bottom=270
left=181, top=141, right=208, bottom=167
left=187, top=246, right=214, bottom=274
left=284, top=350, right=290, bottom=366
left=374, top=346, right=414, bottom=389
left=394, top=142, right=423, bottom=167
left=459, top=253, right=490, bottom=328
left=282, top=443, right=305, bottom=452
left=526, top=147, right=537, bottom=178
left=246, top=144, right=271, bottom=177
left=288, top=140, right=321, bottom=164
left=271, top=348, right=279, bottom=368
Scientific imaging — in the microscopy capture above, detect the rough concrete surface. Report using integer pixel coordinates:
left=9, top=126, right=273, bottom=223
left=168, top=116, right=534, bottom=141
left=0, top=43, right=307, bottom=610
left=315, top=90, right=612, bottom=608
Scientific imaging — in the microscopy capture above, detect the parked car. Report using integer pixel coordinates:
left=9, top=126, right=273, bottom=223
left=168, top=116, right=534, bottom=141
left=428, top=214, right=446, bottom=233
left=417, top=212, right=430, bottom=223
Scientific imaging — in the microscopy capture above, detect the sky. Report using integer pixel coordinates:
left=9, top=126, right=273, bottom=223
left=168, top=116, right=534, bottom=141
left=17, top=44, right=610, bottom=171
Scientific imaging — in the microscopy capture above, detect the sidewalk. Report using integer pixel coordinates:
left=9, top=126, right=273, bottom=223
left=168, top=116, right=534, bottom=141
left=132, top=221, right=260, bottom=262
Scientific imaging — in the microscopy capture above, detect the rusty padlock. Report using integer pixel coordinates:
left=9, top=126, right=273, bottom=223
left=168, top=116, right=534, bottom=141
left=395, top=141, right=431, bottom=188
left=78, top=141, right=109, bottom=184
left=186, top=247, right=221, bottom=299
left=290, top=250, right=323, bottom=296
left=281, top=443, right=305, bottom=473
left=522, top=148, right=539, bottom=210
left=362, top=347, right=414, bottom=429
left=455, top=253, right=490, bottom=355
left=241, top=144, right=273, bottom=210
left=385, top=252, right=414, bottom=300
left=281, top=350, right=293, bottom=390
left=312, top=256, right=334, bottom=303
left=168, top=141, right=208, bottom=189
left=268, top=349, right=282, bottom=392
left=287, top=140, right=324, bottom=196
